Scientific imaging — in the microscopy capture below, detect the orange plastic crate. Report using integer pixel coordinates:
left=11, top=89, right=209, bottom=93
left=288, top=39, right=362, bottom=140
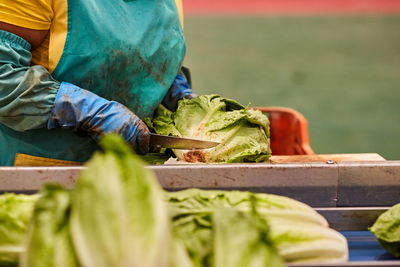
left=253, top=107, right=315, bottom=155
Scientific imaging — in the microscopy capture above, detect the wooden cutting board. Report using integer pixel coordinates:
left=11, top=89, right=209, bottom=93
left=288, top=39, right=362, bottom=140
left=270, top=153, right=385, bottom=163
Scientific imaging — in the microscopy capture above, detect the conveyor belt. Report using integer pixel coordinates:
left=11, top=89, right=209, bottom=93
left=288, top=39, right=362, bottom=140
left=343, top=231, right=395, bottom=262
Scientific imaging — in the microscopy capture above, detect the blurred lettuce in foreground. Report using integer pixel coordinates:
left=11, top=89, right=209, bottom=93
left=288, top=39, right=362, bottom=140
left=20, top=185, right=78, bottom=267
left=14, top=135, right=283, bottom=267
left=369, top=203, right=400, bottom=258
left=147, top=95, right=271, bottom=163
left=1, top=135, right=348, bottom=266
left=0, top=193, right=38, bottom=266
left=20, top=135, right=174, bottom=267
left=70, top=134, right=171, bottom=267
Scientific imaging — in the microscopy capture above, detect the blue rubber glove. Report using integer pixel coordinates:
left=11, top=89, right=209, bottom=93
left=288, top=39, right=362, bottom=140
left=48, top=82, right=150, bottom=154
left=162, top=74, right=197, bottom=111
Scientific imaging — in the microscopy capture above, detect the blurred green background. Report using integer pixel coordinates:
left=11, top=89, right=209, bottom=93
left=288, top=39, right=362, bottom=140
left=183, top=16, right=400, bottom=159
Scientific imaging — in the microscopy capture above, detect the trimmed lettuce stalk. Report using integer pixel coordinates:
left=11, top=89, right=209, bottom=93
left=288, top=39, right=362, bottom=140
left=20, top=185, right=78, bottom=267
left=148, top=95, right=271, bottom=163
left=0, top=193, right=37, bottom=266
left=269, top=222, right=348, bottom=263
left=167, top=189, right=348, bottom=264
left=369, top=203, right=400, bottom=258
left=19, top=135, right=179, bottom=267
left=70, top=134, right=171, bottom=267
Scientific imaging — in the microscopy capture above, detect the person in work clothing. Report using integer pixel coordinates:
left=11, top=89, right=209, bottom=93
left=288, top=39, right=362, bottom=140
left=0, top=0, right=194, bottom=166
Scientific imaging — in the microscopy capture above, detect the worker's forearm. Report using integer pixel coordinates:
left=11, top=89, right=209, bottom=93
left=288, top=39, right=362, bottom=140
left=0, top=30, right=59, bottom=132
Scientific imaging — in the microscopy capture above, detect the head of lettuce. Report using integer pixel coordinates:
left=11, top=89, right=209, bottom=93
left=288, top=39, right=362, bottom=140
left=147, top=95, right=272, bottom=163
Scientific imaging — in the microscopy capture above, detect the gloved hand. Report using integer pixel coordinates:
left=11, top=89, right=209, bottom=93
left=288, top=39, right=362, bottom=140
left=48, top=82, right=150, bottom=154
left=162, top=74, right=197, bottom=111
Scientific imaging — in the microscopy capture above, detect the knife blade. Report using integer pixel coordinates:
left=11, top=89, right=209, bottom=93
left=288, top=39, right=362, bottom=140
left=149, top=133, right=220, bottom=150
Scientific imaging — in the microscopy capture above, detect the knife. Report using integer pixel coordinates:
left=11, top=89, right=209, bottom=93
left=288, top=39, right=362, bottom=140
left=149, top=133, right=220, bottom=150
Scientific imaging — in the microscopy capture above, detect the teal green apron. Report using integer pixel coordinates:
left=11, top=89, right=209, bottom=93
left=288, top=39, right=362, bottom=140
left=0, top=0, right=185, bottom=166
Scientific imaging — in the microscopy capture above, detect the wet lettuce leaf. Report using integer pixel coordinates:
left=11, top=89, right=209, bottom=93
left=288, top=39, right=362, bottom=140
left=369, top=203, right=400, bottom=258
left=148, top=95, right=271, bottom=163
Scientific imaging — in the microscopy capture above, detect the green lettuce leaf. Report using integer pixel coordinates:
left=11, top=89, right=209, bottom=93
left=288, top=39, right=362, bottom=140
left=140, top=152, right=172, bottom=165
left=70, top=134, right=171, bottom=267
left=213, top=208, right=284, bottom=267
left=369, top=203, right=400, bottom=258
left=0, top=193, right=37, bottom=266
left=169, top=205, right=284, bottom=267
left=20, top=185, right=78, bottom=267
left=167, top=189, right=348, bottom=264
left=149, top=95, right=271, bottom=163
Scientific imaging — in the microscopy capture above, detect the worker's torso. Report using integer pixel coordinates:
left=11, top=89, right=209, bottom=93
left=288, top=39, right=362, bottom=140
left=36, top=0, right=185, bottom=119
left=0, top=0, right=185, bottom=165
